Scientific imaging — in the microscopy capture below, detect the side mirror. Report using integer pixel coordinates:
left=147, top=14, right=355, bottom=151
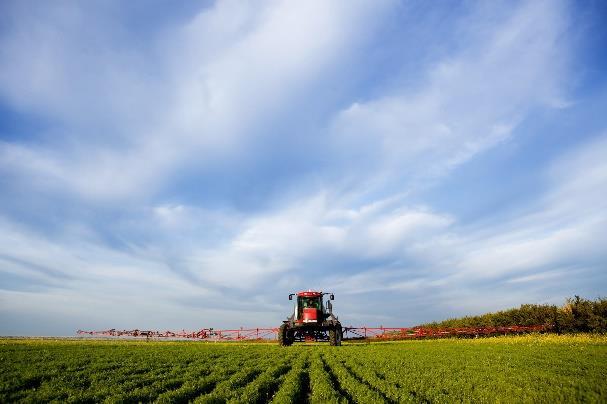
left=288, top=294, right=294, bottom=301
left=327, top=301, right=333, bottom=313
left=330, top=294, right=334, bottom=300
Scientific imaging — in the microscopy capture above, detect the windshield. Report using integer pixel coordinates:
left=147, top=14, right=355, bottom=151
left=298, top=296, right=321, bottom=310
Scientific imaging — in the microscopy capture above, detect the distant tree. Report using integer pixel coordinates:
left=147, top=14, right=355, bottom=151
left=419, top=296, right=607, bottom=333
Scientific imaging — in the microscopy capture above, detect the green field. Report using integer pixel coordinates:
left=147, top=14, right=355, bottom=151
left=1, top=335, right=606, bottom=403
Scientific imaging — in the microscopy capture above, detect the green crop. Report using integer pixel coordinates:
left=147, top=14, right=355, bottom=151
left=270, top=350, right=307, bottom=403
left=1, top=335, right=606, bottom=403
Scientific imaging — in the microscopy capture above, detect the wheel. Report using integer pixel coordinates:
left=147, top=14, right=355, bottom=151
left=286, top=329, right=295, bottom=345
left=278, top=324, right=293, bottom=346
left=329, top=325, right=342, bottom=346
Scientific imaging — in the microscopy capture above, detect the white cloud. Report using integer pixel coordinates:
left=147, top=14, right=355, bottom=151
left=1, top=1, right=603, bottom=333
left=179, top=193, right=453, bottom=289
left=2, top=130, right=604, bottom=330
left=327, top=133, right=607, bottom=298
left=329, top=0, right=569, bottom=190
left=0, top=214, right=235, bottom=333
left=506, top=269, right=570, bottom=284
left=0, top=215, right=214, bottom=299
left=0, top=0, right=394, bottom=201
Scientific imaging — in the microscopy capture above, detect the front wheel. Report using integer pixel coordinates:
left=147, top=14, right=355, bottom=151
left=278, top=324, right=293, bottom=346
left=329, top=326, right=342, bottom=346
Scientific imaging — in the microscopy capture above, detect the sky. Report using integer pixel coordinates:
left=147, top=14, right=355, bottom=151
left=0, top=0, right=606, bottom=336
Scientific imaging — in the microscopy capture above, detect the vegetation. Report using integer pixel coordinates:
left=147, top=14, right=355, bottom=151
left=420, top=296, right=607, bottom=333
left=2, top=335, right=607, bottom=402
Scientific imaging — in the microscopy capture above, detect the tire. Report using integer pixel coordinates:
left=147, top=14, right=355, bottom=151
left=278, top=324, right=293, bottom=346
left=329, top=325, right=342, bottom=346
left=286, top=329, right=295, bottom=345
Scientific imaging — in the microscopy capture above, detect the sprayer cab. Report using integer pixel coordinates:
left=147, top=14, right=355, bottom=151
left=289, top=291, right=334, bottom=323
left=279, top=290, right=342, bottom=346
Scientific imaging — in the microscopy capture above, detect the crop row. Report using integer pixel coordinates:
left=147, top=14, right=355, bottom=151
left=1, top=342, right=291, bottom=403
left=2, top=336, right=606, bottom=403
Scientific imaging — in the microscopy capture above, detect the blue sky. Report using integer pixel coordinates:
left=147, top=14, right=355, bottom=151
left=0, top=0, right=606, bottom=335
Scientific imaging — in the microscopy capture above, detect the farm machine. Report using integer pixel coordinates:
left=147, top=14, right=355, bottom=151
left=78, top=290, right=552, bottom=343
left=278, top=290, right=343, bottom=346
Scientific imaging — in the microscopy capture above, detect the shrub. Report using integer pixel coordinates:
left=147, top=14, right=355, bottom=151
left=420, top=296, right=607, bottom=333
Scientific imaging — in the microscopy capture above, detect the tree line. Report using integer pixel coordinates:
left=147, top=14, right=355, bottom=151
left=419, top=296, right=607, bottom=333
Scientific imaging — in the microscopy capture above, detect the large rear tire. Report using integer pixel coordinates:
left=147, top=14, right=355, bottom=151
left=278, top=324, right=293, bottom=346
left=329, top=325, right=342, bottom=346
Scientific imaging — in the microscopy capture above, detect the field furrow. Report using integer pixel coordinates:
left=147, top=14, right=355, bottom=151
left=334, top=354, right=401, bottom=403
left=270, top=351, right=309, bottom=404
left=155, top=362, right=244, bottom=403
left=308, top=352, right=348, bottom=404
left=1, top=336, right=606, bottom=403
left=229, top=354, right=295, bottom=403
left=322, top=352, right=387, bottom=403
left=192, top=359, right=268, bottom=403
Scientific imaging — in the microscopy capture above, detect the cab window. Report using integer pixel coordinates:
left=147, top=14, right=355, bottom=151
left=298, top=296, right=321, bottom=309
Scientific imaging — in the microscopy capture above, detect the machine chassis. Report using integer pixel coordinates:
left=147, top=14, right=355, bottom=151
left=279, top=291, right=343, bottom=346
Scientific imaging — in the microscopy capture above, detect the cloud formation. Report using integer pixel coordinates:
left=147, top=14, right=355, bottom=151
left=0, top=0, right=605, bottom=334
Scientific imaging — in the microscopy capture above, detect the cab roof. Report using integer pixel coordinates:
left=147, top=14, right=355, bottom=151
left=297, top=290, right=322, bottom=297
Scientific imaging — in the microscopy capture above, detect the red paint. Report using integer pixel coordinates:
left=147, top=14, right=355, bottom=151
left=302, top=308, right=318, bottom=322
left=77, top=324, right=552, bottom=341
left=297, top=290, right=322, bottom=297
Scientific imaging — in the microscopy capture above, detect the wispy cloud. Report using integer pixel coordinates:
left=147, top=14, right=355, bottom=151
left=327, top=0, right=569, bottom=194
left=0, top=0, right=393, bottom=201
left=0, top=0, right=605, bottom=334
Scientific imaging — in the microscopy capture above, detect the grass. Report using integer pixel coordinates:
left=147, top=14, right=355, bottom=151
left=1, top=334, right=606, bottom=403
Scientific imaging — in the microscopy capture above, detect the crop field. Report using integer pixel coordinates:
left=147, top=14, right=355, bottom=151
left=1, top=335, right=606, bottom=403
